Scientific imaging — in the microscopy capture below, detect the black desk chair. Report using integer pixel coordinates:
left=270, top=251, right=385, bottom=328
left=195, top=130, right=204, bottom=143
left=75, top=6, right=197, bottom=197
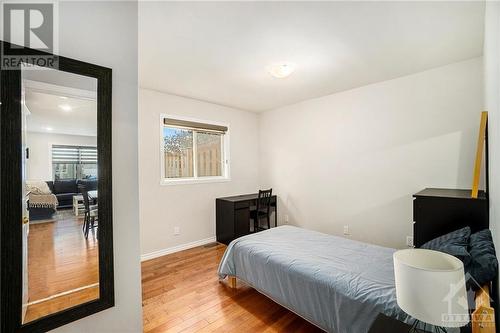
left=250, top=189, right=273, bottom=232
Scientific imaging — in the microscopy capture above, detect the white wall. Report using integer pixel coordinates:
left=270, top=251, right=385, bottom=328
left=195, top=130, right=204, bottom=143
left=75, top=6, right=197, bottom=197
left=138, top=89, right=260, bottom=256
left=484, top=2, right=500, bottom=294
left=259, top=58, right=483, bottom=249
left=26, top=132, right=96, bottom=180
left=52, top=1, right=142, bottom=332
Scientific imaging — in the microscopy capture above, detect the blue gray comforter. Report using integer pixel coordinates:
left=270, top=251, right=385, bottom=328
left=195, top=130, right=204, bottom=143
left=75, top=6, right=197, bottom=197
left=217, top=225, right=411, bottom=333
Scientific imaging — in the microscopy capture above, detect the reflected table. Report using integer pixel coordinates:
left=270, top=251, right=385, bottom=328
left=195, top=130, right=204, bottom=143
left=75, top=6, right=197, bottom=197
left=88, top=190, right=98, bottom=201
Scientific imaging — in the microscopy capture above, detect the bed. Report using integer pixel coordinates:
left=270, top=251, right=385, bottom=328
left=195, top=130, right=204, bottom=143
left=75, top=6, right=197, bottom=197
left=218, top=225, right=496, bottom=333
left=218, top=225, right=409, bottom=333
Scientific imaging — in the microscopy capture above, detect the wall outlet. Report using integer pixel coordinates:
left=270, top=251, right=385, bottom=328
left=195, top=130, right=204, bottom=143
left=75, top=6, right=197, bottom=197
left=406, top=236, right=414, bottom=247
left=343, top=225, right=350, bottom=235
left=174, top=226, right=180, bottom=236
left=284, top=215, right=289, bottom=224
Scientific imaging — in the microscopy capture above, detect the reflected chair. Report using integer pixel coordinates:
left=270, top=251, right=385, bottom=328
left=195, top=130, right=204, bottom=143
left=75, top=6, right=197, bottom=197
left=79, top=185, right=98, bottom=239
left=250, top=189, right=273, bottom=232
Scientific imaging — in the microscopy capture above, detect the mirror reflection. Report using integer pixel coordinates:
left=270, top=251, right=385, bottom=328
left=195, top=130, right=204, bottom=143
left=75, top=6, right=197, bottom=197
left=21, top=65, right=99, bottom=323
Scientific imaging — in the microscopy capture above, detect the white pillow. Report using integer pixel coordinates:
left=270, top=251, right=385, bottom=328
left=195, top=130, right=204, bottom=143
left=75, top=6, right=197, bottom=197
left=26, top=180, right=52, bottom=195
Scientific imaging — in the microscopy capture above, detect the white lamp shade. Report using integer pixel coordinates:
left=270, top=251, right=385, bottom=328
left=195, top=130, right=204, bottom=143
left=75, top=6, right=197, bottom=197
left=393, top=249, right=470, bottom=327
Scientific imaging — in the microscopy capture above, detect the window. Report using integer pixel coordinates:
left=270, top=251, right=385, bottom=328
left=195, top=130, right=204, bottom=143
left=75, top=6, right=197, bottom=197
left=52, top=145, right=97, bottom=180
left=161, top=115, right=229, bottom=184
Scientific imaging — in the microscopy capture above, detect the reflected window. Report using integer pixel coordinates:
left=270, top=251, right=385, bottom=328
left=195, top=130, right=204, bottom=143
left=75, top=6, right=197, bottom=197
left=52, top=145, right=97, bottom=180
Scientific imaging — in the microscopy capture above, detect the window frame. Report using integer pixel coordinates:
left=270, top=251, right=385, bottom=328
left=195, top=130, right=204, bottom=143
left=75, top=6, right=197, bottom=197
left=159, top=114, right=230, bottom=185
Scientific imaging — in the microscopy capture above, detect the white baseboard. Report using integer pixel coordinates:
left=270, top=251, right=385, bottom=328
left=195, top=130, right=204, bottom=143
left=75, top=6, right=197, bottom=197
left=141, top=236, right=217, bottom=262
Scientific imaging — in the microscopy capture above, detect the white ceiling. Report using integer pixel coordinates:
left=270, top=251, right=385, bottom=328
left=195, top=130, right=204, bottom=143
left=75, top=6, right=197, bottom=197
left=22, top=67, right=97, bottom=136
left=139, top=1, right=485, bottom=112
left=25, top=90, right=97, bottom=136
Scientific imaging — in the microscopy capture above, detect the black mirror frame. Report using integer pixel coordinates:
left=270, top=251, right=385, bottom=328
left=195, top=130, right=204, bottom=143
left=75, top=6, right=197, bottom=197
left=0, top=41, right=114, bottom=333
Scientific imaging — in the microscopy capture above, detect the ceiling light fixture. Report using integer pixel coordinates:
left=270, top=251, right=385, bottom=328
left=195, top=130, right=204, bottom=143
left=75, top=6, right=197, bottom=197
left=59, top=104, right=72, bottom=112
left=46, top=127, right=53, bottom=131
left=267, top=62, right=296, bottom=79
left=59, top=96, right=68, bottom=100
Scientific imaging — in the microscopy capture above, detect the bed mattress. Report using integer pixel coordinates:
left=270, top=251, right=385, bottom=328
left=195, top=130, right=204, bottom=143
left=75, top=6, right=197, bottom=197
left=217, top=225, right=411, bottom=333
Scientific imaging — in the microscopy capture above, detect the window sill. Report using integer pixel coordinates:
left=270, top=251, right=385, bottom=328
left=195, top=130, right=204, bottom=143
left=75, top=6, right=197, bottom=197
left=160, top=177, right=231, bottom=186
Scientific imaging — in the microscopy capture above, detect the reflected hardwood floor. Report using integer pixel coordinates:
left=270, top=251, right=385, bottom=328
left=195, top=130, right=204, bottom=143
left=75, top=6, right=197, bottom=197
left=141, top=243, right=322, bottom=333
left=25, top=210, right=99, bottom=322
left=24, top=285, right=99, bottom=323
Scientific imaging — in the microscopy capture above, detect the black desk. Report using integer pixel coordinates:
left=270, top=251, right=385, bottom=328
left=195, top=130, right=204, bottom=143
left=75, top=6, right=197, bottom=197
left=216, top=193, right=277, bottom=245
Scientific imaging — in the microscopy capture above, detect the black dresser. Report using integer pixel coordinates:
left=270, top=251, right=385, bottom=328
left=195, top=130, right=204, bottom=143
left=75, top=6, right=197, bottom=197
left=216, top=193, right=277, bottom=245
left=412, top=188, right=489, bottom=247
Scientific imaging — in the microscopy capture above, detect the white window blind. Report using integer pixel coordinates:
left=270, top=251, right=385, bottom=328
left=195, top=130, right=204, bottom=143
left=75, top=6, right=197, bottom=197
left=52, top=145, right=97, bottom=164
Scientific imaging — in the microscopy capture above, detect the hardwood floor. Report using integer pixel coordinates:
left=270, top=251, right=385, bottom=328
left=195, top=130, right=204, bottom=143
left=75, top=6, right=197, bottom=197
left=25, top=210, right=99, bottom=323
left=141, top=243, right=323, bottom=333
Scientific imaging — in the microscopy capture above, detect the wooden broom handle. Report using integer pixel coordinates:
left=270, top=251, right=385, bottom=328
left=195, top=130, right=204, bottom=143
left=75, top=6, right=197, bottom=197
left=472, top=111, right=488, bottom=198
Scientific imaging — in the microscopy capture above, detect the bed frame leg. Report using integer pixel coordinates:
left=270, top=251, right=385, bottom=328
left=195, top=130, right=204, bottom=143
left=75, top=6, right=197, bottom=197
left=472, top=284, right=496, bottom=333
left=228, top=276, right=237, bottom=289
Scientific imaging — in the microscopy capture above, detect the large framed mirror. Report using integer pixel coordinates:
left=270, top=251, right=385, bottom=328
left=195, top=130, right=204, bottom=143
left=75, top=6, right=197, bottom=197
left=1, top=41, right=114, bottom=332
